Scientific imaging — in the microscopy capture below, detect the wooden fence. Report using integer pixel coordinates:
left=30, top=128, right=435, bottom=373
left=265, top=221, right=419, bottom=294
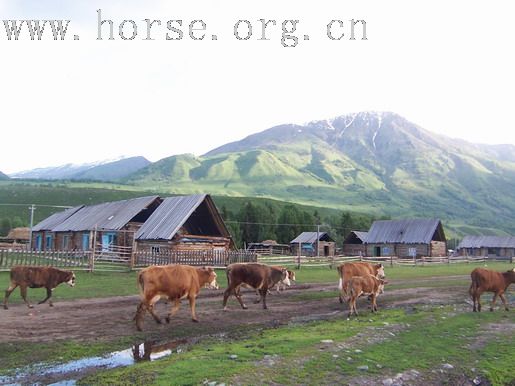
left=133, top=249, right=257, bottom=269
left=257, top=254, right=512, bottom=268
left=0, top=249, right=92, bottom=271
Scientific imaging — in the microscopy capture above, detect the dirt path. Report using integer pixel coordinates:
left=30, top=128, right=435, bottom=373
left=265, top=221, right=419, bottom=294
left=0, top=280, right=469, bottom=344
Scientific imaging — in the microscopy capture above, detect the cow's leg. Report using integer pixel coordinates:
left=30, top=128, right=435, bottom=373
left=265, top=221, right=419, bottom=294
left=135, top=302, right=146, bottom=331
left=490, top=293, right=499, bottom=312
left=348, top=297, right=356, bottom=317
left=3, top=282, right=18, bottom=310
left=477, top=293, right=482, bottom=312
left=188, top=295, right=199, bottom=322
left=470, top=284, right=477, bottom=312
left=147, top=295, right=162, bottom=324
left=235, top=290, right=248, bottom=309
left=38, top=288, right=53, bottom=306
left=20, top=285, right=33, bottom=309
left=499, top=293, right=509, bottom=311
left=371, top=294, right=377, bottom=312
left=259, top=288, right=268, bottom=309
left=165, top=299, right=181, bottom=323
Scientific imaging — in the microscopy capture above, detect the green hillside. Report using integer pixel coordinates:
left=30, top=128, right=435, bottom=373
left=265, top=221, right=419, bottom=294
left=123, top=112, right=515, bottom=234
left=0, top=171, right=9, bottom=180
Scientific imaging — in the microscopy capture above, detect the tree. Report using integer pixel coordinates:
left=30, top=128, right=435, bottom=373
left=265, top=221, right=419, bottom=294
left=0, top=218, right=11, bottom=236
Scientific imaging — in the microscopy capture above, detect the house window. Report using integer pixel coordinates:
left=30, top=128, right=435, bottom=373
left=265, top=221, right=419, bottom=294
left=45, top=235, right=53, bottom=250
left=487, top=247, right=500, bottom=256
left=82, top=233, right=90, bottom=250
left=62, top=235, right=70, bottom=250
left=151, top=246, right=161, bottom=254
left=35, top=235, right=42, bottom=251
left=382, top=246, right=391, bottom=255
left=101, top=232, right=117, bottom=252
left=408, top=247, right=417, bottom=257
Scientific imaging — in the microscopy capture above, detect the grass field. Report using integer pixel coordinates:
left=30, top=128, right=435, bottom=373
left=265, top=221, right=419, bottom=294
left=0, top=262, right=513, bottom=305
left=1, top=262, right=513, bottom=385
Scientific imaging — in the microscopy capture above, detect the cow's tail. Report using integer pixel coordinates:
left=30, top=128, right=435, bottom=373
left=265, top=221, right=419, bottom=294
left=338, top=278, right=343, bottom=291
left=225, top=267, right=232, bottom=288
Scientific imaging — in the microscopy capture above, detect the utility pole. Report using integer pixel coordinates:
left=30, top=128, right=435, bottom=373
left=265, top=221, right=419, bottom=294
left=316, top=224, right=320, bottom=258
left=28, top=204, right=36, bottom=250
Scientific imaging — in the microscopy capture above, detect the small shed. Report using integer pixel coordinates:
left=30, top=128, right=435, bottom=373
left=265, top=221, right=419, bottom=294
left=290, top=232, right=335, bottom=257
left=6, top=227, right=30, bottom=243
left=457, top=236, right=515, bottom=259
left=247, top=240, right=291, bottom=255
left=342, top=231, right=368, bottom=256
left=135, top=194, right=233, bottom=253
left=365, top=219, right=446, bottom=258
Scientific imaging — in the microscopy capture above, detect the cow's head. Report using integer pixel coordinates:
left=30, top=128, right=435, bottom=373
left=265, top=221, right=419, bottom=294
left=378, top=278, right=388, bottom=294
left=281, top=268, right=291, bottom=287
left=66, top=272, right=76, bottom=287
left=505, top=268, right=515, bottom=283
left=202, top=267, right=219, bottom=290
left=375, top=264, right=385, bottom=280
left=287, top=270, right=296, bottom=283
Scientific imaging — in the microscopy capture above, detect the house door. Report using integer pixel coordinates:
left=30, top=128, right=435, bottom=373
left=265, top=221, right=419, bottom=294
left=375, top=246, right=381, bottom=257
left=324, top=245, right=330, bottom=256
left=82, top=233, right=90, bottom=250
left=102, top=233, right=116, bottom=251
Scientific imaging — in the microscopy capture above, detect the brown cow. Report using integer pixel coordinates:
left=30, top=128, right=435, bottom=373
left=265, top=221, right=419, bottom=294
left=272, top=269, right=296, bottom=292
left=337, top=262, right=385, bottom=303
left=3, top=266, right=76, bottom=309
left=469, top=267, right=515, bottom=312
left=134, top=265, right=218, bottom=331
left=347, top=275, right=388, bottom=317
left=223, top=263, right=288, bottom=310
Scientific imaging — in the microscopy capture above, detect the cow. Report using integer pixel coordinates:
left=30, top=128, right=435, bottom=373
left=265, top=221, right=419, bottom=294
left=271, top=268, right=296, bottom=293
left=347, top=275, right=388, bottom=317
left=134, top=265, right=218, bottom=331
left=223, top=263, right=289, bottom=311
left=337, top=262, right=385, bottom=303
left=3, top=266, right=76, bottom=310
left=469, top=267, right=515, bottom=312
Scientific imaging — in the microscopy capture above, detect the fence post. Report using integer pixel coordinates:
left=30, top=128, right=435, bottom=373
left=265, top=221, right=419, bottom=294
left=130, top=238, right=137, bottom=271
left=90, top=227, right=97, bottom=272
left=390, top=255, right=393, bottom=267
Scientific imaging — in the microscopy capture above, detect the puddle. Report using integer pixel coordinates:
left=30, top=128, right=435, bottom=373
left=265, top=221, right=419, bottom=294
left=0, top=339, right=188, bottom=385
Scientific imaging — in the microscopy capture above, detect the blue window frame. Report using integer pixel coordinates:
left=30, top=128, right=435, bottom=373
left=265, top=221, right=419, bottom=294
left=82, top=233, right=90, bottom=250
left=101, top=232, right=116, bottom=251
left=45, top=235, right=53, bottom=250
left=35, top=235, right=42, bottom=251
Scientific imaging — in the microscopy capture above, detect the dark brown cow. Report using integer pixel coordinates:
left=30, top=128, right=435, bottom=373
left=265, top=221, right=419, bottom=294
left=223, top=263, right=288, bottom=310
left=3, top=266, right=76, bottom=309
left=347, top=275, right=388, bottom=317
left=134, top=265, right=218, bottom=331
left=469, top=267, right=515, bottom=312
left=337, top=262, right=385, bottom=303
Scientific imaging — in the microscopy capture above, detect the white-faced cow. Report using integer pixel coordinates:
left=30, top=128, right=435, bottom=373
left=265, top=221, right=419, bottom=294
left=134, top=265, right=218, bottom=331
left=337, top=262, right=385, bottom=303
left=271, top=268, right=296, bottom=293
left=3, top=266, right=76, bottom=309
left=347, top=275, right=388, bottom=317
left=223, top=263, right=289, bottom=310
left=469, top=267, right=515, bottom=312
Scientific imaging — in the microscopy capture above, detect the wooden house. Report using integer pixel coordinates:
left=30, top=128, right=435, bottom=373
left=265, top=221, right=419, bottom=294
left=31, top=196, right=161, bottom=251
left=457, top=236, right=515, bottom=259
left=135, top=194, right=233, bottom=253
left=290, top=232, right=335, bottom=257
left=365, top=219, right=446, bottom=258
left=342, top=231, right=368, bottom=256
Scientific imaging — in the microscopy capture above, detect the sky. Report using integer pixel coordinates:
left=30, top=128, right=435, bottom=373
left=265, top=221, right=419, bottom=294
left=1, top=0, right=514, bottom=174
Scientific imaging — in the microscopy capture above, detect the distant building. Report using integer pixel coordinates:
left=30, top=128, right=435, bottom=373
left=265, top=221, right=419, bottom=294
left=342, top=231, right=368, bottom=256
left=290, top=232, right=335, bottom=257
left=365, top=219, right=446, bottom=258
left=457, top=236, right=515, bottom=259
left=6, top=227, right=30, bottom=243
left=247, top=240, right=291, bottom=255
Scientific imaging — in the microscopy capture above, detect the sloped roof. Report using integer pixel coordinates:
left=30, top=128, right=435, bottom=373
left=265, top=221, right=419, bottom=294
left=136, top=194, right=230, bottom=241
left=52, top=196, right=159, bottom=232
left=458, top=235, right=515, bottom=249
left=353, top=231, right=368, bottom=242
left=7, top=227, right=30, bottom=240
left=32, top=206, right=84, bottom=231
left=290, top=231, right=334, bottom=244
left=343, top=231, right=368, bottom=244
left=365, top=219, right=444, bottom=244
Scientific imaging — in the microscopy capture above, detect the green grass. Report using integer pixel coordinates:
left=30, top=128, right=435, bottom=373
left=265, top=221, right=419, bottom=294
left=79, top=307, right=515, bottom=386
